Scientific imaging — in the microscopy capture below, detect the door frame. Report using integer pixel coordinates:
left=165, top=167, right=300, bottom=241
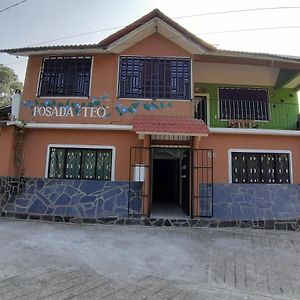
left=150, top=146, right=191, bottom=217
left=194, top=93, right=210, bottom=126
left=128, top=146, right=214, bottom=219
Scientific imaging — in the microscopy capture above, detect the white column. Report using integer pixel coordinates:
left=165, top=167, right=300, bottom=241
left=11, top=90, right=21, bottom=121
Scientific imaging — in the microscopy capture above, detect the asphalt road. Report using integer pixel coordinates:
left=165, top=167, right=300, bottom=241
left=0, top=219, right=299, bottom=299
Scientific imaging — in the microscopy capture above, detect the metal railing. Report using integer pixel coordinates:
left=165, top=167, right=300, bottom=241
left=198, top=99, right=300, bottom=130
left=219, top=99, right=269, bottom=121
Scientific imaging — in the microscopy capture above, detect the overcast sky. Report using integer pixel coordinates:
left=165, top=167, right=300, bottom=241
left=1, top=0, right=300, bottom=82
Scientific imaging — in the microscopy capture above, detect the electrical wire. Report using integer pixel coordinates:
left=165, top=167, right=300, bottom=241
left=25, top=5, right=300, bottom=47
left=174, top=6, right=300, bottom=19
left=3, top=23, right=300, bottom=67
left=3, top=6, right=300, bottom=66
left=0, top=0, right=29, bottom=14
left=200, top=25, right=300, bottom=35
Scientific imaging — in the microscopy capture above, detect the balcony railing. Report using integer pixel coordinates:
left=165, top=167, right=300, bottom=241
left=196, top=99, right=300, bottom=131
left=219, top=99, right=269, bottom=121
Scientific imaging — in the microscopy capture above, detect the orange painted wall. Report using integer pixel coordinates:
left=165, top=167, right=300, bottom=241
left=201, top=133, right=300, bottom=184
left=22, top=55, right=42, bottom=100
left=121, top=33, right=191, bottom=57
left=15, top=127, right=300, bottom=185
left=20, top=33, right=193, bottom=125
left=20, top=129, right=142, bottom=180
left=0, top=127, right=17, bottom=176
left=11, top=32, right=300, bottom=186
left=193, top=62, right=279, bottom=86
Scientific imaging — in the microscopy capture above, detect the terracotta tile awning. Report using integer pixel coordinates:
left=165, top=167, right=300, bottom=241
left=132, top=115, right=210, bottom=136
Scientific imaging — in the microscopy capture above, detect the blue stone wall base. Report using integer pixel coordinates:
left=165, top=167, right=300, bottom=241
left=213, top=183, right=300, bottom=220
left=0, top=177, right=142, bottom=218
left=1, top=211, right=300, bottom=231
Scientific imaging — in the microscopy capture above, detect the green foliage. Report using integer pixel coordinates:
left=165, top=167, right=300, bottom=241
left=0, top=64, right=23, bottom=107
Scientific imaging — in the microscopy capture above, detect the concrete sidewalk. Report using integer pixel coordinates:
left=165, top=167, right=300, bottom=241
left=0, top=219, right=300, bottom=299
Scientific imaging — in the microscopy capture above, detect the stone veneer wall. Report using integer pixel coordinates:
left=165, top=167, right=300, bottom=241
left=2, top=178, right=300, bottom=221
left=0, top=177, right=142, bottom=218
left=0, top=177, right=27, bottom=209
left=213, top=184, right=300, bottom=220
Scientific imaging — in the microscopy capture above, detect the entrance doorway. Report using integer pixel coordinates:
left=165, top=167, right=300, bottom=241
left=128, top=146, right=214, bottom=218
left=151, top=148, right=190, bottom=218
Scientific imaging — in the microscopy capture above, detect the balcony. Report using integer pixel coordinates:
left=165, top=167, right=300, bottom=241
left=198, top=99, right=300, bottom=131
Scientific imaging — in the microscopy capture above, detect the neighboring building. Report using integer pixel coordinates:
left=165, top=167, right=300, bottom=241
left=1, top=9, right=300, bottom=221
left=0, top=105, right=11, bottom=121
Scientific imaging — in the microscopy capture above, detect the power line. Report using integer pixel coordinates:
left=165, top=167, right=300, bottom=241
left=26, top=26, right=123, bottom=47
left=174, top=6, right=300, bottom=19
left=0, top=0, right=29, bottom=14
left=3, top=24, right=300, bottom=67
left=3, top=6, right=300, bottom=66
left=200, top=25, right=300, bottom=35
left=26, top=5, right=300, bottom=47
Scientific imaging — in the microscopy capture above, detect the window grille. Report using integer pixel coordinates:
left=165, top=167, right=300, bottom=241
left=231, top=152, right=290, bottom=183
left=38, top=56, right=92, bottom=97
left=119, top=56, right=191, bottom=99
left=48, top=148, right=112, bottom=180
left=219, top=87, right=269, bottom=121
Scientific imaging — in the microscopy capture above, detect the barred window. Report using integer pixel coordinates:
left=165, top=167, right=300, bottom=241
left=118, top=56, right=191, bottom=100
left=231, top=152, right=290, bottom=184
left=38, top=56, right=92, bottom=97
left=48, top=147, right=112, bottom=180
left=219, top=87, right=269, bottom=121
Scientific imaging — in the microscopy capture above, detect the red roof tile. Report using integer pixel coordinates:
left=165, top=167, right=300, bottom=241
left=132, top=115, right=210, bottom=136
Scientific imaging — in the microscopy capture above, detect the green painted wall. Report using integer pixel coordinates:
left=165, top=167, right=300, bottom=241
left=194, top=83, right=299, bottom=130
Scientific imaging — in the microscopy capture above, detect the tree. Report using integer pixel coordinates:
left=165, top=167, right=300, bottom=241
left=0, top=64, right=23, bottom=107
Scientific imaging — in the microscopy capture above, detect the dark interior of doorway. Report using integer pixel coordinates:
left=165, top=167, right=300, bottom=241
left=152, top=159, right=179, bottom=204
left=152, top=158, right=188, bottom=218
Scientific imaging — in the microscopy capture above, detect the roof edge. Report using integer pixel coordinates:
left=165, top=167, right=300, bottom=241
left=98, top=8, right=216, bottom=51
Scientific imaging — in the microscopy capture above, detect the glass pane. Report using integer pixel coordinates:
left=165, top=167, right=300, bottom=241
left=48, top=148, right=65, bottom=178
left=232, top=152, right=290, bottom=184
left=96, top=150, right=112, bottom=180
left=82, top=150, right=96, bottom=179
left=65, top=149, right=82, bottom=179
left=119, top=56, right=190, bottom=99
left=246, top=153, right=260, bottom=183
left=275, top=154, right=290, bottom=183
left=219, top=87, right=269, bottom=120
left=39, top=56, right=91, bottom=97
left=231, top=152, right=247, bottom=183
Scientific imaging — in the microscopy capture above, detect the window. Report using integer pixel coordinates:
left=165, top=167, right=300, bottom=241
left=219, top=87, right=269, bottom=120
left=231, top=152, right=290, bottom=183
left=118, top=56, right=191, bottom=100
left=48, top=147, right=113, bottom=180
left=38, top=56, right=92, bottom=97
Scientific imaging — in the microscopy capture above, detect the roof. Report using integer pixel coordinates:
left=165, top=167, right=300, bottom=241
left=0, top=9, right=215, bottom=56
left=0, top=44, right=106, bottom=56
left=132, top=115, right=210, bottom=136
left=1, top=9, right=300, bottom=72
left=98, top=8, right=216, bottom=51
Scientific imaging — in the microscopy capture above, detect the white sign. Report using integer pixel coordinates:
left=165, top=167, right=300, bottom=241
left=32, top=106, right=108, bottom=118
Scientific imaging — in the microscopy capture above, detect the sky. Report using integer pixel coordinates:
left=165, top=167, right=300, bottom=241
left=1, top=0, right=300, bottom=83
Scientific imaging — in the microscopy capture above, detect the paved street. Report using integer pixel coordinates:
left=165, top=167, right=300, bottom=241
left=0, top=219, right=300, bottom=299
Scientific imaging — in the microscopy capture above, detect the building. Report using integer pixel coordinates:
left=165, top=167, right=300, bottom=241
left=1, top=9, right=300, bottom=222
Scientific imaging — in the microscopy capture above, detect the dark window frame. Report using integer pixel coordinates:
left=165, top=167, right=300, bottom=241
left=48, top=147, right=113, bottom=180
left=38, top=56, right=92, bottom=97
left=219, top=87, right=270, bottom=121
left=118, top=56, right=191, bottom=100
left=231, top=151, right=291, bottom=184
left=194, top=95, right=208, bottom=124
